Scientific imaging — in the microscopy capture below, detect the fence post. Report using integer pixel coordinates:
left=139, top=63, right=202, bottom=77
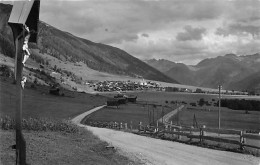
left=125, top=123, right=127, bottom=130
left=139, top=121, right=142, bottom=131
left=178, top=126, right=182, bottom=140
left=156, top=121, right=159, bottom=132
left=170, top=121, right=172, bottom=131
left=201, top=125, right=206, bottom=143
left=200, top=126, right=202, bottom=143
left=173, top=128, right=175, bottom=138
left=165, top=124, right=168, bottom=131
left=239, top=131, right=244, bottom=150
left=120, top=122, right=123, bottom=130
left=190, top=126, right=194, bottom=141
left=130, top=121, right=132, bottom=131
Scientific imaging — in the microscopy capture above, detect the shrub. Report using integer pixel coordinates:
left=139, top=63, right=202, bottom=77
left=0, top=116, right=79, bottom=133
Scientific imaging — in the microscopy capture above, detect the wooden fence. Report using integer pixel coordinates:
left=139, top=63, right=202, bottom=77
left=138, top=123, right=260, bottom=150
left=88, top=120, right=260, bottom=150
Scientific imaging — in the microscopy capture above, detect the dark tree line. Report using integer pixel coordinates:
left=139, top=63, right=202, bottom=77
left=220, top=99, right=260, bottom=112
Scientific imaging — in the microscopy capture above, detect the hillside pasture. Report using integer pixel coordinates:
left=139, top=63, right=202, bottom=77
left=0, top=78, right=107, bottom=119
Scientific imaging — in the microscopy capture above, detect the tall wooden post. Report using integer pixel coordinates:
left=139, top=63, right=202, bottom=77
left=161, top=106, right=163, bottom=124
left=12, top=25, right=27, bottom=165
left=8, top=1, right=40, bottom=164
left=153, top=107, right=155, bottom=125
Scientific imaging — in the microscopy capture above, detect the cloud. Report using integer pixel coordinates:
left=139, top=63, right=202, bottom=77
left=176, top=25, right=207, bottom=41
left=39, top=0, right=260, bottom=65
left=141, top=33, right=149, bottom=38
left=216, top=23, right=260, bottom=38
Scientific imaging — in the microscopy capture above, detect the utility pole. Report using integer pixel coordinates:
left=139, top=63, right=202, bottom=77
left=153, top=107, right=155, bottom=125
left=161, top=105, right=164, bottom=124
left=218, top=85, right=222, bottom=133
left=147, top=103, right=150, bottom=125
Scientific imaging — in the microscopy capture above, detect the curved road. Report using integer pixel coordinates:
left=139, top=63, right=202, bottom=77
left=72, top=105, right=260, bottom=165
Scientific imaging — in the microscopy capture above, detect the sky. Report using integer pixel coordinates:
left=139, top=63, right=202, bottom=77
left=4, top=0, right=260, bottom=65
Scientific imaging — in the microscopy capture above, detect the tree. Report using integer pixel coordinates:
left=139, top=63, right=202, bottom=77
left=198, top=98, right=205, bottom=106
left=53, top=65, right=57, bottom=71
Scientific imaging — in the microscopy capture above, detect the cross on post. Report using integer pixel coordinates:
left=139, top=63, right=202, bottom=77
left=8, top=1, right=40, bottom=164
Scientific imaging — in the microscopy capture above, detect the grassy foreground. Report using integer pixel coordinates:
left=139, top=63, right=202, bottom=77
left=0, top=78, right=141, bottom=164
left=0, top=123, right=140, bottom=165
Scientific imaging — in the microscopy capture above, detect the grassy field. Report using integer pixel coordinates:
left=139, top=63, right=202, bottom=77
left=101, top=91, right=260, bottom=131
left=0, top=129, right=140, bottom=165
left=84, top=103, right=174, bottom=128
left=170, top=106, right=260, bottom=131
left=101, top=91, right=260, bottom=105
left=0, top=77, right=107, bottom=119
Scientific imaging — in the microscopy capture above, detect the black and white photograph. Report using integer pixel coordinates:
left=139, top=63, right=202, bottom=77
left=0, top=0, right=260, bottom=164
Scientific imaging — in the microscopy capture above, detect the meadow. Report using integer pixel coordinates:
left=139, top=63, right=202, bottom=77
left=0, top=77, right=107, bottom=119
left=84, top=103, right=174, bottom=128
left=98, top=91, right=260, bottom=131
left=170, top=106, right=260, bottom=132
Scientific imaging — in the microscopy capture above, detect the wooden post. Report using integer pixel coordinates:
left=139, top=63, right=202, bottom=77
left=177, top=104, right=179, bottom=126
left=12, top=27, right=27, bottom=165
left=8, top=1, right=41, bottom=163
left=156, top=121, right=159, bottom=132
left=139, top=121, right=142, bottom=131
left=239, top=131, right=244, bottom=150
left=153, top=108, right=155, bottom=125
left=190, top=126, right=194, bottom=141
left=201, top=125, right=206, bottom=143
left=130, top=121, right=132, bottom=130
left=161, top=106, right=164, bottom=124
left=200, top=126, right=202, bottom=143
left=120, top=122, right=123, bottom=130
left=170, top=121, right=172, bottom=131
left=173, top=128, right=176, bottom=138
left=178, top=126, right=182, bottom=140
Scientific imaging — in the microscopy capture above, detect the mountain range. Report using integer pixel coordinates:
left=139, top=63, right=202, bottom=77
left=145, top=53, right=260, bottom=91
left=0, top=3, right=177, bottom=84
left=1, top=3, right=259, bottom=92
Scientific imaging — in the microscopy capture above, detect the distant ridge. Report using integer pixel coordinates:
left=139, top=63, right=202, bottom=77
left=146, top=53, right=260, bottom=91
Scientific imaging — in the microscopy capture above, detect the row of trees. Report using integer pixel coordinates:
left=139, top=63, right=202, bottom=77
left=220, top=99, right=260, bottom=112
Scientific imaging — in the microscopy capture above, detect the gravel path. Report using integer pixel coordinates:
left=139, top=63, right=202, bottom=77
left=72, top=105, right=260, bottom=165
left=157, top=105, right=185, bottom=124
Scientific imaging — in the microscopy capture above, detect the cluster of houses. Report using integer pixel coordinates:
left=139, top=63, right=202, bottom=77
left=90, top=80, right=160, bottom=92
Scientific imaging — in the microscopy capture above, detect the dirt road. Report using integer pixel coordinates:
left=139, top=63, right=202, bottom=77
left=72, top=106, right=260, bottom=165
left=157, top=105, right=185, bottom=124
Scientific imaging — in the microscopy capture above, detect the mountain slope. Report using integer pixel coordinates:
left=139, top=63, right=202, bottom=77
left=145, top=59, right=195, bottom=85
left=145, top=53, right=260, bottom=91
left=0, top=3, right=177, bottom=84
